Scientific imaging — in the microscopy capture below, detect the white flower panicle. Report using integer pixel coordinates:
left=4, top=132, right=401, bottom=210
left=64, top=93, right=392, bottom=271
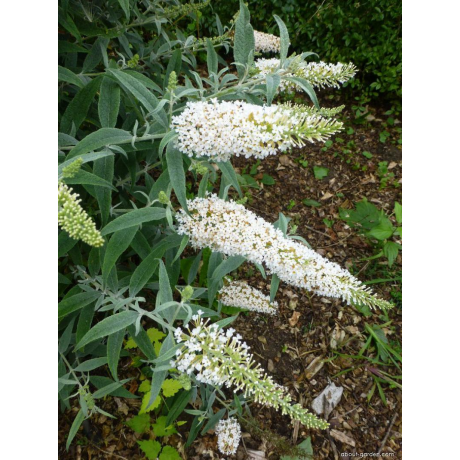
left=176, top=196, right=393, bottom=311
left=171, top=99, right=343, bottom=162
left=254, top=58, right=357, bottom=93
left=172, top=313, right=328, bottom=429
left=254, top=30, right=281, bottom=53
left=219, top=281, right=278, bottom=315
left=58, top=182, right=104, bottom=247
left=215, top=417, right=242, bottom=455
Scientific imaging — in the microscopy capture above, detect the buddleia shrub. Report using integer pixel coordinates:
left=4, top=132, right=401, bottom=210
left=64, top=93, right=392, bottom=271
left=58, top=0, right=392, bottom=453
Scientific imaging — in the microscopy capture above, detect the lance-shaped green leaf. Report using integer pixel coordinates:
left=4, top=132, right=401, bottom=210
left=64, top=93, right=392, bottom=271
left=107, top=69, right=167, bottom=127
left=270, top=273, right=280, bottom=302
left=129, top=253, right=161, bottom=297
left=234, top=0, right=255, bottom=78
left=74, top=357, right=108, bottom=372
left=201, top=408, right=226, bottom=435
left=58, top=290, right=100, bottom=320
left=284, top=76, right=319, bottom=108
left=66, top=409, right=85, bottom=449
left=107, top=328, right=126, bottom=380
left=63, top=169, right=116, bottom=190
left=117, top=0, right=130, bottom=20
left=101, top=208, right=166, bottom=236
left=127, top=324, right=157, bottom=360
left=146, top=333, right=174, bottom=411
left=60, top=76, right=102, bottom=134
left=217, top=161, right=242, bottom=197
left=124, top=70, right=163, bottom=94
left=58, top=65, right=84, bottom=88
left=206, top=38, right=218, bottom=75
left=102, top=226, right=138, bottom=285
left=76, top=311, right=138, bottom=349
left=273, top=15, right=290, bottom=65
left=166, top=144, right=188, bottom=212
left=82, top=37, right=109, bottom=73
left=165, top=389, right=193, bottom=426
left=93, top=378, right=132, bottom=399
left=58, top=230, right=77, bottom=257
left=93, top=154, right=114, bottom=227
left=266, top=74, right=281, bottom=105
left=67, top=128, right=133, bottom=160
left=99, top=77, right=121, bottom=128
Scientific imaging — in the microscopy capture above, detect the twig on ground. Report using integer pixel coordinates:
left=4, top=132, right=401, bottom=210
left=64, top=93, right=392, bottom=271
left=377, top=412, right=398, bottom=454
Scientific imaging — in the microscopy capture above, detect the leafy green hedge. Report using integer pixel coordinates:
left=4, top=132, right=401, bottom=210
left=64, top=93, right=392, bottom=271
left=207, top=0, right=402, bottom=104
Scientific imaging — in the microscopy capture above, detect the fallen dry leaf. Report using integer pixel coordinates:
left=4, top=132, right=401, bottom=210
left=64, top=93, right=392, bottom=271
left=289, top=311, right=301, bottom=327
left=279, top=155, right=294, bottom=166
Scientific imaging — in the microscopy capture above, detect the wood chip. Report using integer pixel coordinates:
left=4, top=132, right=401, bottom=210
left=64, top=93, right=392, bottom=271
left=330, top=429, right=356, bottom=447
left=289, top=311, right=301, bottom=327
left=305, top=356, right=324, bottom=379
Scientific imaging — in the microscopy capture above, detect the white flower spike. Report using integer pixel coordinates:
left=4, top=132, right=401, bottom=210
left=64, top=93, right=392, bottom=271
left=219, top=281, right=278, bottom=315
left=254, top=30, right=281, bottom=53
left=171, top=99, right=342, bottom=162
left=254, top=58, right=357, bottom=93
left=177, top=195, right=393, bottom=311
left=172, top=314, right=328, bottom=429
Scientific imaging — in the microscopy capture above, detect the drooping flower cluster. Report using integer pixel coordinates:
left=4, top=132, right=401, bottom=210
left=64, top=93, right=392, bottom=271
left=172, top=313, right=328, bottom=429
left=219, top=281, right=278, bottom=315
left=176, top=196, right=393, bottom=311
left=253, top=58, right=357, bottom=93
left=58, top=182, right=104, bottom=247
left=254, top=30, right=281, bottom=53
left=171, top=99, right=343, bottom=162
left=215, top=417, right=242, bottom=456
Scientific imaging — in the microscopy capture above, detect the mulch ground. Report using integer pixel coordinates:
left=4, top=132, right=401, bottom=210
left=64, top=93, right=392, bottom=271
left=58, top=92, right=402, bottom=459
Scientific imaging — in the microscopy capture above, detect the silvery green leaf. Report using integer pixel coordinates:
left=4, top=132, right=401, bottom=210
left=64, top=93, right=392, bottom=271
left=274, top=15, right=290, bottom=65
left=101, top=208, right=166, bottom=235
left=266, top=74, right=281, bottom=105
left=270, top=274, right=280, bottom=303
left=76, top=311, right=138, bottom=349
left=166, top=143, right=188, bottom=212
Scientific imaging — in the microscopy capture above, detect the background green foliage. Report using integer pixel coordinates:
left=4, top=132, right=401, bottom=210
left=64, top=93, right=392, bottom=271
left=206, top=0, right=402, bottom=106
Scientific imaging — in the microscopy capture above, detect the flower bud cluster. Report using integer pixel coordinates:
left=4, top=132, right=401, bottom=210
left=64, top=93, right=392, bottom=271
left=58, top=182, right=104, bottom=247
left=219, top=281, right=278, bottom=315
left=254, top=30, right=281, bottom=53
left=215, top=417, right=242, bottom=455
left=254, top=58, right=357, bottom=93
left=280, top=102, right=345, bottom=119
left=176, top=196, right=393, bottom=310
left=171, top=313, right=328, bottom=429
left=171, top=99, right=342, bottom=162
left=61, top=157, right=83, bottom=179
